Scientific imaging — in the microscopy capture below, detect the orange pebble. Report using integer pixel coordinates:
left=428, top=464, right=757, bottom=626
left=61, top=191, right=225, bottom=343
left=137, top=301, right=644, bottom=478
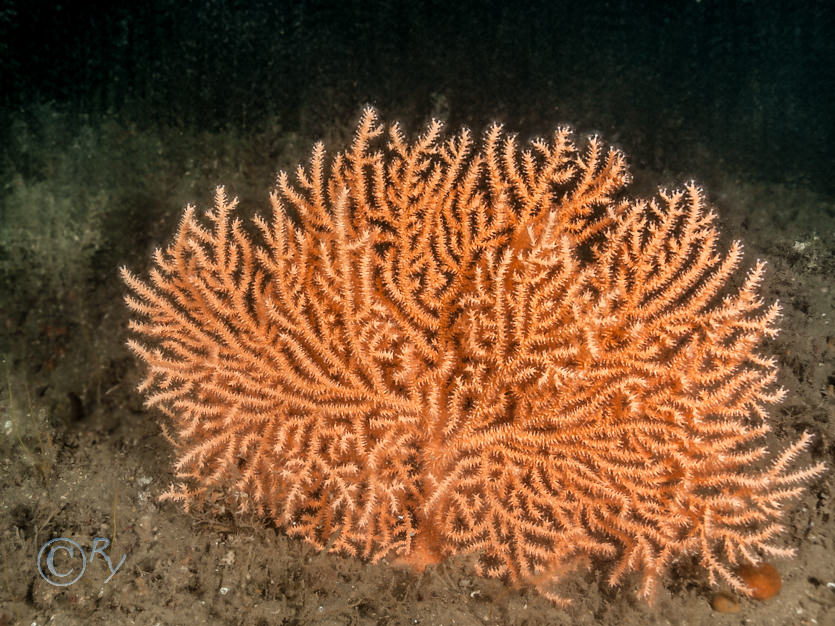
left=735, top=562, right=782, bottom=600
left=711, top=592, right=741, bottom=613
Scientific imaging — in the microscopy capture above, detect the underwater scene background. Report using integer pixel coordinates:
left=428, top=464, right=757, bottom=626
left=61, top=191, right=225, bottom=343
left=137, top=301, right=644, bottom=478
left=1, top=1, right=832, bottom=625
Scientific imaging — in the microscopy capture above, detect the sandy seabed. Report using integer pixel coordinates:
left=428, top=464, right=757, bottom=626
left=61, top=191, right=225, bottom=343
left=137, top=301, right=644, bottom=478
left=1, top=112, right=832, bottom=626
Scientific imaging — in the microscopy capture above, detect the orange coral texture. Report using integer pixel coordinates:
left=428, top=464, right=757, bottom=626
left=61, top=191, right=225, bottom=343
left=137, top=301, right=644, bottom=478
left=122, top=108, right=824, bottom=603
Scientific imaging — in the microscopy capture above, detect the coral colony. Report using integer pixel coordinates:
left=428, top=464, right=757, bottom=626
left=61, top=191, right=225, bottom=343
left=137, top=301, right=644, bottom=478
left=123, top=109, right=824, bottom=604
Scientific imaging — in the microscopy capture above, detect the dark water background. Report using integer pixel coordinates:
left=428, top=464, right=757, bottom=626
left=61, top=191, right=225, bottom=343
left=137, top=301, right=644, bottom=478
left=2, top=0, right=833, bottom=193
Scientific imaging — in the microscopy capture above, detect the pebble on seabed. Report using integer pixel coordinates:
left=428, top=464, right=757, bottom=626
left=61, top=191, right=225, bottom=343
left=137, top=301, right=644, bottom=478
left=711, top=592, right=741, bottom=613
left=735, top=562, right=782, bottom=600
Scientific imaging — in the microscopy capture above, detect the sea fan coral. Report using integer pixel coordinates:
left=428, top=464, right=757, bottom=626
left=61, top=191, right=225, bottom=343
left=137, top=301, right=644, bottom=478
left=122, top=108, right=824, bottom=603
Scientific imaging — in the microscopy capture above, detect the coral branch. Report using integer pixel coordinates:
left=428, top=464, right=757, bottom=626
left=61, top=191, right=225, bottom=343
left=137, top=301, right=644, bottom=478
left=123, top=109, right=824, bottom=603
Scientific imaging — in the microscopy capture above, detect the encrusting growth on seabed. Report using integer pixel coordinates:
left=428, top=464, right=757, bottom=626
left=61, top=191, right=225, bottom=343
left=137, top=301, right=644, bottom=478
left=122, top=108, right=825, bottom=604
